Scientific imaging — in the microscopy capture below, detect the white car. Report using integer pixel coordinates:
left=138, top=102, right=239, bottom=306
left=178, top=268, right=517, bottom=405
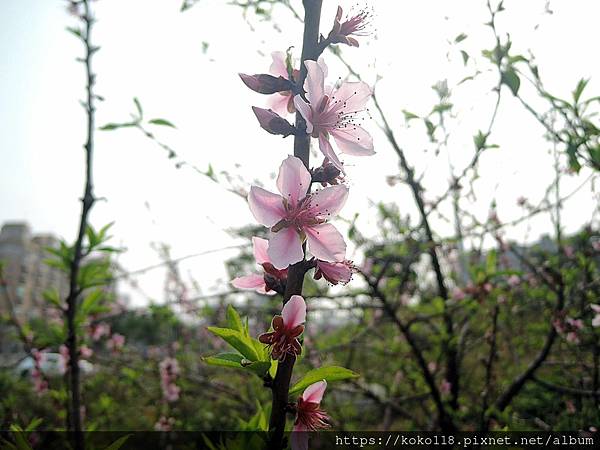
left=15, top=353, right=93, bottom=377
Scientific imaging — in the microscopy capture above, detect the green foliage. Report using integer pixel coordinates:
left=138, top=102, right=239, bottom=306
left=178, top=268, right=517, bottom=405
left=289, top=366, right=359, bottom=396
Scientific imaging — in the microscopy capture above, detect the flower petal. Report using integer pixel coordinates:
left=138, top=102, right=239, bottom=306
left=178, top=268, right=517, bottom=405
left=315, top=260, right=353, bottom=285
left=268, top=92, right=293, bottom=117
left=304, top=60, right=325, bottom=105
left=294, top=95, right=314, bottom=134
left=231, top=274, right=265, bottom=290
left=307, top=185, right=348, bottom=218
left=248, top=186, right=285, bottom=227
left=318, top=134, right=345, bottom=173
left=267, top=227, right=304, bottom=269
left=282, top=295, right=306, bottom=329
left=269, top=51, right=289, bottom=79
left=302, top=380, right=327, bottom=404
left=252, top=237, right=270, bottom=265
left=276, top=156, right=311, bottom=207
left=331, top=125, right=375, bottom=156
left=305, top=223, right=346, bottom=263
left=332, top=81, right=371, bottom=112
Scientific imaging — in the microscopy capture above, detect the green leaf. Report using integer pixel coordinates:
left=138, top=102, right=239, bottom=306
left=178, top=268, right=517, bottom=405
left=289, top=366, right=359, bottom=396
left=43, top=288, right=62, bottom=308
left=203, top=353, right=271, bottom=377
left=24, top=418, right=42, bottom=433
left=207, top=327, right=259, bottom=361
left=461, top=50, right=469, bottom=66
left=226, top=305, right=244, bottom=332
left=66, top=27, right=83, bottom=39
left=501, top=69, right=520, bottom=96
left=99, top=122, right=137, bottom=131
left=424, top=119, right=436, bottom=142
left=203, top=352, right=244, bottom=368
left=454, top=33, right=468, bottom=43
left=80, top=290, right=105, bottom=316
left=103, top=435, right=131, bottom=450
left=402, top=110, right=419, bottom=122
left=474, top=130, right=488, bottom=150
left=432, top=103, right=453, bottom=114
left=573, top=78, right=589, bottom=104
left=486, top=249, right=497, bottom=275
left=133, top=97, right=143, bottom=119
left=148, top=118, right=176, bottom=128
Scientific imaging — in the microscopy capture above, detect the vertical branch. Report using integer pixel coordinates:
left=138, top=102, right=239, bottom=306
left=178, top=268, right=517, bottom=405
left=479, top=304, right=499, bottom=429
left=267, top=1, right=322, bottom=449
left=64, top=1, right=97, bottom=448
left=373, top=95, right=460, bottom=410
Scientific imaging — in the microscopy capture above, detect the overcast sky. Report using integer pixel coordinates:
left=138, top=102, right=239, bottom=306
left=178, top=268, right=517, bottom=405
left=1, top=0, right=598, bottom=307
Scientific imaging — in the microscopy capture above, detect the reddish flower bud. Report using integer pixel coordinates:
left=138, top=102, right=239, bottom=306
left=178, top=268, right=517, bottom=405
left=252, top=107, right=295, bottom=137
left=239, top=73, right=294, bottom=95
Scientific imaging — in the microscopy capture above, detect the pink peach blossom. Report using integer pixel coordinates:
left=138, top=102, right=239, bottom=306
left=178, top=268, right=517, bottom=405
left=294, top=60, right=374, bottom=172
left=231, top=237, right=287, bottom=295
left=291, top=380, right=330, bottom=450
left=107, top=333, right=125, bottom=352
left=327, top=5, right=374, bottom=47
left=591, top=304, right=600, bottom=328
left=259, top=295, right=306, bottom=360
left=248, top=155, right=348, bottom=269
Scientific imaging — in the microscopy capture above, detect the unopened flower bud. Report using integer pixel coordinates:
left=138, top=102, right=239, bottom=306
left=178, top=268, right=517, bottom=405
left=239, top=73, right=293, bottom=95
left=252, top=107, right=295, bottom=137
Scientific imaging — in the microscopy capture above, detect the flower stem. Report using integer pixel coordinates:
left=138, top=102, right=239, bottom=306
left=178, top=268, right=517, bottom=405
left=267, top=1, right=323, bottom=449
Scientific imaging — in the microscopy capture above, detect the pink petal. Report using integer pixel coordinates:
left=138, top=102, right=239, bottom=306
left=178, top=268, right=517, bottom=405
left=331, top=125, right=375, bottom=156
left=332, top=81, right=371, bottom=112
left=302, top=380, right=327, bottom=403
left=282, top=295, right=306, bottom=329
left=248, top=186, right=285, bottom=227
left=318, top=134, right=345, bottom=173
left=276, top=156, right=311, bottom=207
left=316, top=260, right=352, bottom=284
left=593, top=315, right=600, bottom=328
left=269, top=51, right=289, bottom=79
left=305, top=223, right=346, bottom=263
left=591, top=304, right=600, bottom=313
left=290, top=427, right=308, bottom=450
left=257, top=285, right=277, bottom=296
left=252, top=237, right=270, bottom=265
left=294, top=95, right=314, bottom=134
left=268, top=92, right=292, bottom=117
left=317, top=56, right=328, bottom=79
left=267, top=227, right=304, bottom=269
left=308, top=185, right=348, bottom=218
left=231, top=273, right=265, bottom=289
left=303, top=60, right=325, bottom=105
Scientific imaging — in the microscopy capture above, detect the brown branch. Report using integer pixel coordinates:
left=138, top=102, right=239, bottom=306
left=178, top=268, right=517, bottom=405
left=267, top=2, right=323, bottom=449
left=532, top=377, right=600, bottom=398
left=64, top=2, right=97, bottom=448
left=363, top=272, right=456, bottom=432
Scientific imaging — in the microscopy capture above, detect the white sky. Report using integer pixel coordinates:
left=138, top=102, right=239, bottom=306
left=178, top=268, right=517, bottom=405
left=1, top=0, right=598, bottom=307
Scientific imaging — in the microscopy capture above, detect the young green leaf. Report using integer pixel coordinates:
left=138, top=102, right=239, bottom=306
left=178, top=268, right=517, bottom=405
left=148, top=118, right=176, bottom=128
left=207, top=327, right=260, bottom=361
left=289, top=366, right=359, bottom=396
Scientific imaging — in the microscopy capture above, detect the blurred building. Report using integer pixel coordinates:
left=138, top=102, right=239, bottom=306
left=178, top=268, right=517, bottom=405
left=0, top=222, right=69, bottom=320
